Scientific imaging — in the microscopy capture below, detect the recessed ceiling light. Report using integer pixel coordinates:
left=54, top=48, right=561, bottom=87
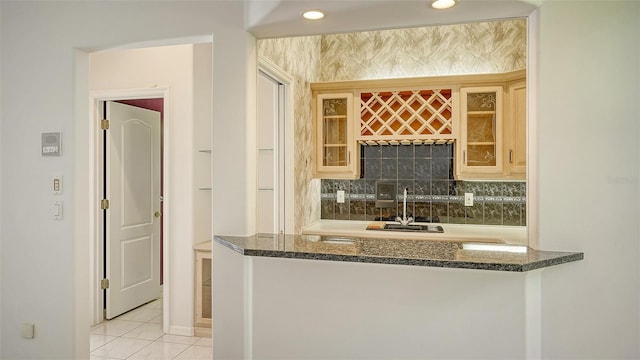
left=431, top=0, right=457, bottom=10
left=302, top=10, right=326, bottom=20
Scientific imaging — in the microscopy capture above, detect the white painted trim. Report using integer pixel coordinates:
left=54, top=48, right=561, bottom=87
left=257, top=56, right=295, bottom=234
left=100, top=35, right=214, bottom=52
left=526, top=9, right=539, bottom=249
left=89, top=88, right=170, bottom=101
left=258, top=56, right=294, bottom=85
left=88, top=87, right=171, bottom=334
left=169, top=326, right=195, bottom=337
left=88, top=97, right=102, bottom=326
left=246, top=40, right=258, bottom=236
left=74, top=49, right=91, bottom=360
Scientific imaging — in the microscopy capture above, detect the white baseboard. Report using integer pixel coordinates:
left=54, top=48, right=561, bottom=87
left=169, top=325, right=194, bottom=337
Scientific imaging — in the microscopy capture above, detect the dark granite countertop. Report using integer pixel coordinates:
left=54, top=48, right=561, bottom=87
left=214, top=233, right=583, bottom=272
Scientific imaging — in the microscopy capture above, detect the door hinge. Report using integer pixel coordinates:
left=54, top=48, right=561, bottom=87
left=100, top=278, right=110, bottom=290
left=101, top=199, right=109, bottom=210
left=101, top=119, right=110, bottom=130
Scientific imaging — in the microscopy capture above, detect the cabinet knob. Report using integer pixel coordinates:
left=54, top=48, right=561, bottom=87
left=509, top=149, right=513, bottom=164
left=154, top=211, right=162, bottom=218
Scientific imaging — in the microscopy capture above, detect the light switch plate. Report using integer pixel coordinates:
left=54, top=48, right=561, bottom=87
left=51, top=175, right=62, bottom=195
left=52, top=201, right=63, bottom=220
left=336, top=190, right=345, bottom=204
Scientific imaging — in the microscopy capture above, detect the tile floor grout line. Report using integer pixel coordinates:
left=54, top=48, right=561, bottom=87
left=90, top=298, right=211, bottom=360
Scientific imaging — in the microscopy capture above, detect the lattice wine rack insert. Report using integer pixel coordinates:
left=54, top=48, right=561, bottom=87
left=359, top=89, right=454, bottom=142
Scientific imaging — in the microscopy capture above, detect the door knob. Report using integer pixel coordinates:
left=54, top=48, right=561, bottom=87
left=154, top=211, right=162, bottom=218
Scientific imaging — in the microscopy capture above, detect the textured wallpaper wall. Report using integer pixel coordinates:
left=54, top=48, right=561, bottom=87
left=320, top=19, right=526, bottom=81
left=257, top=18, right=527, bottom=233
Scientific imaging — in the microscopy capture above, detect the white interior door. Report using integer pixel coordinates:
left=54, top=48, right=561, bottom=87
left=105, top=101, right=161, bottom=319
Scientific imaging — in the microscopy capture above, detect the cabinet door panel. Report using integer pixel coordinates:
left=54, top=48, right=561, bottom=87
left=314, top=93, right=359, bottom=178
left=457, top=86, right=503, bottom=178
left=508, top=82, right=527, bottom=177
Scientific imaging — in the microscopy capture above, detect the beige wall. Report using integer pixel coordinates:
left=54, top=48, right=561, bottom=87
left=258, top=19, right=527, bottom=232
left=536, top=1, right=639, bottom=357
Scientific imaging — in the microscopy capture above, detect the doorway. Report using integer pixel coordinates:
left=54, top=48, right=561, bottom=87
left=256, top=70, right=284, bottom=233
left=87, top=43, right=213, bottom=338
left=257, top=57, right=295, bottom=235
left=89, top=89, right=170, bottom=328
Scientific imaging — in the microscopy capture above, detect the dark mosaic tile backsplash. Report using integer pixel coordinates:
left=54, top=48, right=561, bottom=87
left=321, top=143, right=526, bottom=226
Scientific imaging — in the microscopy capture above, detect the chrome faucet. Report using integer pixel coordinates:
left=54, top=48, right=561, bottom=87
left=395, top=187, right=414, bottom=226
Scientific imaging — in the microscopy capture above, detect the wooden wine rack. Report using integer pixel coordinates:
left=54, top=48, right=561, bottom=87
left=358, top=88, right=455, bottom=143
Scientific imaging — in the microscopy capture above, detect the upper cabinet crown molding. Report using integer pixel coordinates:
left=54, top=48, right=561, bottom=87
left=310, top=70, right=526, bottom=92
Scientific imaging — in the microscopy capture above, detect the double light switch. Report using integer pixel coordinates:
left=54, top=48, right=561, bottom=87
left=51, top=175, right=63, bottom=220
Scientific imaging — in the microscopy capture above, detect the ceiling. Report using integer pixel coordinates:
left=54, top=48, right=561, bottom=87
left=245, top=0, right=538, bottom=39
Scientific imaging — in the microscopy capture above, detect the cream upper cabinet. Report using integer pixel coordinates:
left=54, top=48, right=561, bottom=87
left=310, top=70, right=524, bottom=180
left=313, top=92, right=360, bottom=179
left=505, top=80, right=527, bottom=179
left=456, top=86, right=504, bottom=179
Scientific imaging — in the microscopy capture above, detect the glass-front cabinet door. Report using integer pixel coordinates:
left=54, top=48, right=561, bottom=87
left=456, top=86, right=504, bottom=178
left=194, top=247, right=211, bottom=332
left=313, top=92, right=359, bottom=178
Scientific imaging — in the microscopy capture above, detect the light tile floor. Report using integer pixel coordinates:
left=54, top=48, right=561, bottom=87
left=90, top=298, right=212, bottom=360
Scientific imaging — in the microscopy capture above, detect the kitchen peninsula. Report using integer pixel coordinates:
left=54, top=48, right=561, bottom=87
left=212, top=232, right=582, bottom=359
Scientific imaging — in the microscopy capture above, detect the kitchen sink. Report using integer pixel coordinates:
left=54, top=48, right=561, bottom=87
left=367, top=222, right=444, bottom=233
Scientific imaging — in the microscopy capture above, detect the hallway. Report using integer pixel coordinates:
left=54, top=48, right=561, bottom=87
left=90, top=298, right=211, bottom=359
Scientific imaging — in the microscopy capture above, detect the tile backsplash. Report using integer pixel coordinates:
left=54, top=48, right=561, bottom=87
left=321, top=144, right=526, bottom=226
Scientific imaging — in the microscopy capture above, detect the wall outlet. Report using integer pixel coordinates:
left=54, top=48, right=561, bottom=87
left=464, top=192, right=474, bottom=207
left=336, top=190, right=345, bottom=204
left=20, top=323, right=34, bottom=339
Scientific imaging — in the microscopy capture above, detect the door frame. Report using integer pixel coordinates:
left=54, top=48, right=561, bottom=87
left=258, top=56, right=294, bottom=234
left=89, top=88, right=171, bottom=332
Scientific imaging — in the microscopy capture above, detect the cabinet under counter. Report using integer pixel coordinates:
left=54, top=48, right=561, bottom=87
left=193, top=241, right=211, bottom=337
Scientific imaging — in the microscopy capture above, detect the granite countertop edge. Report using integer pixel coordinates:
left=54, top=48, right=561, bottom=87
left=213, top=235, right=584, bottom=272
